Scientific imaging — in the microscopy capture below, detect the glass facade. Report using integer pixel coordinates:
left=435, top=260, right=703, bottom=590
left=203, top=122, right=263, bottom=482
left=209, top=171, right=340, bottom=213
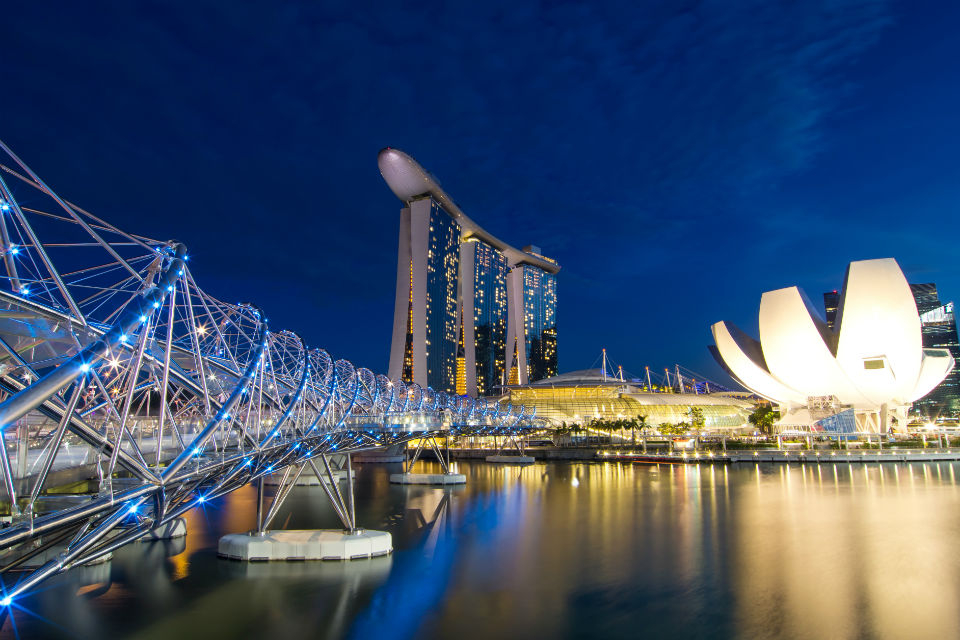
left=520, top=265, right=558, bottom=382
left=423, top=199, right=461, bottom=393
left=469, top=240, right=509, bottom=395
left=910, top=283, right=960, bottom=417
left=505, top=383, right=752, bottom=429
left=823, top=290, right=839, bottom=330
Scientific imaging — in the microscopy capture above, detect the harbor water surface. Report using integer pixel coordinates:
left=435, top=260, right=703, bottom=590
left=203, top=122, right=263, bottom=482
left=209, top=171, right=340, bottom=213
left=4, top=460, right=959, bottom=639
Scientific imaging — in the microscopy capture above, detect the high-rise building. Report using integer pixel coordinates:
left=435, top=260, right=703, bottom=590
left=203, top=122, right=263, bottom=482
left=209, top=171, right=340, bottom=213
left=909, top=283, right=960, bottom=417
left=823, top=290, right=839, bottom=330
left=461, top=238, right=509, bottom=396
left=823, top=281, right=960, bottom=416
left=380, top=148, right=560, bottom=395
left=507, top=251, right=558, bottom=384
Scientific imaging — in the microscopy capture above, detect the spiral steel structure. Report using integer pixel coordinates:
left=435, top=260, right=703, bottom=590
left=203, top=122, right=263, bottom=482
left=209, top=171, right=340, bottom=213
left=0, top=141, right=548, bottom=602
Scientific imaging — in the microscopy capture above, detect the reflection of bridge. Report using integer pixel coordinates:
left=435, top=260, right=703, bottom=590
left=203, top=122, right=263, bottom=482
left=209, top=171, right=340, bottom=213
left=0, top=141, right=548, bottom=603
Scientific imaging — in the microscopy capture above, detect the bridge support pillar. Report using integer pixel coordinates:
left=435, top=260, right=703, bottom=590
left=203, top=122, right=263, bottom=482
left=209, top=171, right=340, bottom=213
left=141, top=517, right=187, bottom=540
left=390, top=472, right=465, bottom=485
left=485, top=433, right=535, bottom=464
left=219, top=453, right=392, bottom=562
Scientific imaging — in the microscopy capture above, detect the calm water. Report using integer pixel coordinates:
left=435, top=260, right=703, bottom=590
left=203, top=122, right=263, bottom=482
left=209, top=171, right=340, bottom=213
left=3, top=460, right=960, bottom=639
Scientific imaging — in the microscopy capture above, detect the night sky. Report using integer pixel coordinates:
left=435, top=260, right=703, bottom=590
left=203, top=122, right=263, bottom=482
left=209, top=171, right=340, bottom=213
left=2, top=1, right=958, bottom=385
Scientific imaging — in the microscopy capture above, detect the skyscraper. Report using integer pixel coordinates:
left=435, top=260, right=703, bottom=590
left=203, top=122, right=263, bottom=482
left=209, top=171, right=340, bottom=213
left=909, top=283, right=960, bottom=417
left=824, top=282, right=960, bottom=416
left=506, top=251, right=558, bottom=384
left=461, top=238, right=509, bottom=396
left=823, top=290, right=839, bottom=330
left=380, top=148, right=560, bottom=395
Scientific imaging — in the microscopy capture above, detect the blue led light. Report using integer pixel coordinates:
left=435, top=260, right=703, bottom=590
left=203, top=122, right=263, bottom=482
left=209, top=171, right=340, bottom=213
left=120, top=334, right=128, bottom=343
left=20, top=287, right=29, bottom=296
left=197, top=495, right=206, bottom=504
left=128, top=504, right=138, bottom=514
left=139, top=315, right=148, bottom=323
left=9, top=246, right=19, bottom=255
left=0, top=596, right=11, bottom=607
left=79, top=363, right=91, bottom=373
left=192, top=447, right=201, bottom=456
left=0, top=202, right=9, bottom=212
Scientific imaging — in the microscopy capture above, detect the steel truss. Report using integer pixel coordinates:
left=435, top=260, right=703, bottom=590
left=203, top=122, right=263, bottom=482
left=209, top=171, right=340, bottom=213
left=0, top=140, right=544, bottom=603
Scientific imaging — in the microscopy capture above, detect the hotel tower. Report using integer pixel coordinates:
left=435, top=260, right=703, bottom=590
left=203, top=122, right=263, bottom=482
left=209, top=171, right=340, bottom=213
left=379, top=148, right=559, bottom=396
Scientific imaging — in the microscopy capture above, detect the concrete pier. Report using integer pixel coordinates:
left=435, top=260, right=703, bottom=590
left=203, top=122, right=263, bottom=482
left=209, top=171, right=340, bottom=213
left=218, top=529, right=392, bottom=562
left=485, top=455, right=535, bottom=464
left=353, top=453, right=405, bottom=463
left=264, top=468, right=348, bottom=486
left=389, top=472, right=466, bottom=485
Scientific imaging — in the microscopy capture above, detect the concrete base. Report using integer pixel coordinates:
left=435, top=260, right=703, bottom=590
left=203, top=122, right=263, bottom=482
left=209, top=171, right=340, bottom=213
left=353, top=453, right=405, bottom=463
left=13, top=547, right=112, bottom=570
left=141, top=517, right=187, bottom=540
left=264, top=469, right=348, bottom=486
left=389, top=472, right=466, bottom=485
left=218, top=529, right=392, bottom=562
left=485, top=455, right=535, bottom=464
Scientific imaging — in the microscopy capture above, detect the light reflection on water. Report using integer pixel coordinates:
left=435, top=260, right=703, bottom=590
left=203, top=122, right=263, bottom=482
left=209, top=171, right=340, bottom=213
left=2, top=461, right=959, bottom=639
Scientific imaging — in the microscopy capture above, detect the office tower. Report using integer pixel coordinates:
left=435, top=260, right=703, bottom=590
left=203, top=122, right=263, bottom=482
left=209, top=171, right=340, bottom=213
left=823, top=290, right=839, bottom=330
left=910, top=283, right=960, bottom=416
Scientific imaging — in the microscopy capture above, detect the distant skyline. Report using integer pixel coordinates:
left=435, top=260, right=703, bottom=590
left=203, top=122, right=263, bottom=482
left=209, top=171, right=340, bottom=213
left=2, top=1, right=958, bottom=387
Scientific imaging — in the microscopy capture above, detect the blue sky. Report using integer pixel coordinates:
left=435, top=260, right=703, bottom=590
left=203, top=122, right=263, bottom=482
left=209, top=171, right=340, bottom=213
left=1, top=0, right=957, bottom=384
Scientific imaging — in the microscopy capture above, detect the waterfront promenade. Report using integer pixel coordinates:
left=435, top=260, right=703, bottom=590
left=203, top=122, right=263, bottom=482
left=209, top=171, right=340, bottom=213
left=424, top=445, right=960, bottom=465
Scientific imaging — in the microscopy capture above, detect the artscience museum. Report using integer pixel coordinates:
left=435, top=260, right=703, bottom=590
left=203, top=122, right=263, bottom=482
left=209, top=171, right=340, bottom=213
left=711, top=258, right=954, bottom=434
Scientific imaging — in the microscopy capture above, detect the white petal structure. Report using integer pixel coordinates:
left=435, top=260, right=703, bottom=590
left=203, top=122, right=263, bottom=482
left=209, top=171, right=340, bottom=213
left=711, top=258, right=954, bottom=432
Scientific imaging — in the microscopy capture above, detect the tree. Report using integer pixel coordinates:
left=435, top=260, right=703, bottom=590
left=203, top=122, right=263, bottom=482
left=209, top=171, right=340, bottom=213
left=688, top=407, right=705, bottom=434
left=659, top=422, right=689, bottom=436
left=749, top=405, right=779, bottom=435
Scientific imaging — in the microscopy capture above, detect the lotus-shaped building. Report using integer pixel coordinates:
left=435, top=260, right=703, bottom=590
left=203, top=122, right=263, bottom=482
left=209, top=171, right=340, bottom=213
left=711, top=258, right=954, bottom=433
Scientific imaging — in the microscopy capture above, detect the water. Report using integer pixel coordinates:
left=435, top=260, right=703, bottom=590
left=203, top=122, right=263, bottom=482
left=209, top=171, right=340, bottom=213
left=3, top=460, right=960, bottom=639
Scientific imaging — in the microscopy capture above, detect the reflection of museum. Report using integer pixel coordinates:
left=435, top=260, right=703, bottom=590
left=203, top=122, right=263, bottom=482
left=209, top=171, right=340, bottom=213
left=501, top=369, right=754, bottom=431
left=712, top=258, right=955, bottom=433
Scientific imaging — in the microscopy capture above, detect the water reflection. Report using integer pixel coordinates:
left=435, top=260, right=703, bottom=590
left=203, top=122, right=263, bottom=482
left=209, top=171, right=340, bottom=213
left=1, top=460, right=958, bottom=639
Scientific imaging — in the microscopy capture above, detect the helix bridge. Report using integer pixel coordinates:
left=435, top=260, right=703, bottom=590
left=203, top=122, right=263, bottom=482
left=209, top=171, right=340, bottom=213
left=0, top=140, right=547, bottom=603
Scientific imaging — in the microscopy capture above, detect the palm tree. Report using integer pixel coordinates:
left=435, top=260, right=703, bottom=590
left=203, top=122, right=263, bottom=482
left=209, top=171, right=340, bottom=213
left=636, top=415, right=649, bottom=445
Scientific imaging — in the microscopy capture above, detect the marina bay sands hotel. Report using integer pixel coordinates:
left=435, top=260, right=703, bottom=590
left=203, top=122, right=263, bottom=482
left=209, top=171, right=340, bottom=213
left=379, top=148, right=559, bottom=396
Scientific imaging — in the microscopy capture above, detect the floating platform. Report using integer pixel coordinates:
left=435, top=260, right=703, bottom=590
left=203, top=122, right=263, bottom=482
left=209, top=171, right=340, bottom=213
left=389, top=472, right=466, bottom=485
left=352, top=453, right=405, bottom=463
left=141, top=517, right=187, bottom=540
left=218, top=530, right=392, bottom=562
left=485, top=455, right=535, bottom=464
